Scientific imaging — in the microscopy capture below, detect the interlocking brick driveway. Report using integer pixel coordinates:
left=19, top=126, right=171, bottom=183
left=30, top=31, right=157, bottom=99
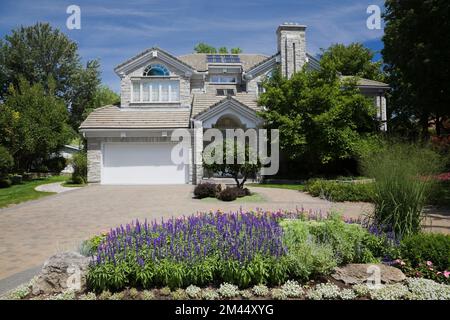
left=0, top=185, right=448, bottom=281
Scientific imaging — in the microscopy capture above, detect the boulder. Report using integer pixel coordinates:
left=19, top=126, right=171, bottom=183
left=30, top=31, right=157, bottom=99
left=332, top=263, right=406, bottom=285
left=31, top=252, right=90, bottom=296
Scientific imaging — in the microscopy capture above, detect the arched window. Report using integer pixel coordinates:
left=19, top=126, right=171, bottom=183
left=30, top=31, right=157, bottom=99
left=143, top=64, right=170, bottom=76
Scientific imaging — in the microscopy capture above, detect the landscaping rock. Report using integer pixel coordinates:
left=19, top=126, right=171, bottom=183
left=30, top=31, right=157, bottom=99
left=31, top=252, right=90, bottom=296
left=332, top=264, right=406, bottom=285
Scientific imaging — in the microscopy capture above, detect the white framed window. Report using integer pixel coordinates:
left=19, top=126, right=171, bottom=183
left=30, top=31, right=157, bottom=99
left=210, top=75, right=237, bottom=84
left=131, top=80, right=180, bottom=103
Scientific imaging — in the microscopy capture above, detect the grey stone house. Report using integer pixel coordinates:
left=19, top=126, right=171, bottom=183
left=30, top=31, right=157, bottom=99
left=80, top=23, right=389, bottom=185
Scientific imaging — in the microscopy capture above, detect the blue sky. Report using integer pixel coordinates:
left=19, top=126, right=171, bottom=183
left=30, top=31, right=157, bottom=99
left=0, top=0, right=385, bottom=92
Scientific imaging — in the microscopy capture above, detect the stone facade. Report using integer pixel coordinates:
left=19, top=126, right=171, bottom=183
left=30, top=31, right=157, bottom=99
left=87, top=139, right=101, bottom=183
left=120, top=56, right=192, bottom=109
left=277, top=23, right=307, bottom=79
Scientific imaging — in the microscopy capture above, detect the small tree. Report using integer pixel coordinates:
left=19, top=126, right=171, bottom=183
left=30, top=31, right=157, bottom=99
left=230, top=48, right=243, bottom=54
left=203, top=139, right=261, bottom=188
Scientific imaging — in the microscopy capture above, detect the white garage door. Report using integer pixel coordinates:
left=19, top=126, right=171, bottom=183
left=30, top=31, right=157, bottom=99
left=102, top=143, right=188, bottom=185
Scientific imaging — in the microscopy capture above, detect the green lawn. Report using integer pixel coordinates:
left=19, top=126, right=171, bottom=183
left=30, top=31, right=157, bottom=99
left=0, top=175, right=68, bottom=208
left=248, top=183, right=306, bottom=191
left=200, top=192, right=266, bottom=203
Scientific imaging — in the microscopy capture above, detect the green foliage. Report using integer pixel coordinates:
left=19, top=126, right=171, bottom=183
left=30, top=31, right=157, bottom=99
left=80, top=234, right=107, bottom=256
left=0, top=146, right=14, bottom=177
left=0, top=23, right=80, bottom=100
left=194, top=43, right=243, bottom=54
left=362, top=142, right=443, bottom=237
left=71, top=152, right=87, bottom=184
left=281, top=216, right=380, bottom=275
left=0, top=22, right=103, bottom=131
left=230, top=48, right=243, bottom=54
left=400, top=233, right=450, bottom=271
left=0, top=178, right=12, bottom=189
left=68, top=60, right=101, bottom=129
left=383, top=0, right=450, bottom=138
left=203, top=138, right=261, bottom=188
left=193, top=183, right=220, bottom=199
left=320, top=43, right=385, bottom=81
left=43, top=156, right=67, bottom=173
left=258, top=64, right=379, bottom=176
left=194, top=43, right=217, bottom=53
left=0, top=78, right=72, bottom=172
left=305, top=179, right=374, bottom=202
left=217, top=188, right=239, bottom=201
left=82, top=85, right=120, bottom=119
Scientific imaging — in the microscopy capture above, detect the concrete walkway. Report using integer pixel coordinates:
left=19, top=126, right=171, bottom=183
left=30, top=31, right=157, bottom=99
left=35, top=182, right=81, bottom=193
left=0, top=185, right=448, bottom=284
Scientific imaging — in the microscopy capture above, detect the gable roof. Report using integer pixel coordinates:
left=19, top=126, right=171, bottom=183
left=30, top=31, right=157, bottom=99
left=177, top=53, right=269, bottom=72
left=341, top=76, right=390, bottom=89
left=114, top=47, right=196, bottom=75
left=79, top=105, right=190, bottom=130
left=193, top=95, right=262, bottom=125
left=192, top=92, right=260, bottom=117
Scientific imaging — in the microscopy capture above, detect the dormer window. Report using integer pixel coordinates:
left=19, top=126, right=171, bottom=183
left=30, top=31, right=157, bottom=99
left=143, top=64, right=170, bottom=76
left=216, top=89, right=235, bottom=96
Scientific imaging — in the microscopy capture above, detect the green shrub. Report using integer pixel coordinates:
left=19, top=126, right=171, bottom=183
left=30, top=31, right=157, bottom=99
left=305, top=179, right=373, bottom=202
left=0, top=178, right=12, bottom=188
left=71, top=152, right=87, bottom=184
left=44, top=156, right=67, bottom=173
left=281, top=215, right=378, bottom=269
left=80, top=234, right=107, bottom=256
left=193, top=183, right=220, bottom=199
left=0, top=146, right=14, bottom=177
left=10, top=175, right=23, bottom=185
left=400, top=233, right=450, bottom=270
left=217, top=188, right=239, bottom=201
left=362, top=143, right=443, bottom=237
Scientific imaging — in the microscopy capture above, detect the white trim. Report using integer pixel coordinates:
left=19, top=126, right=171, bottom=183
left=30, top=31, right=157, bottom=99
left=115, top=49, right=195, bottom=76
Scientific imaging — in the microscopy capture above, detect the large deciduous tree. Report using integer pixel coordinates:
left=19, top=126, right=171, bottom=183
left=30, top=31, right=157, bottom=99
left=0, top=22, right=102, bottom=130
left=258, top=65, right=379, bottom=176
left=382, top=0, right=450, bottom=138
left=0, top=79, right=72, bottom=172
left=320, top=43, right=385, bottom=81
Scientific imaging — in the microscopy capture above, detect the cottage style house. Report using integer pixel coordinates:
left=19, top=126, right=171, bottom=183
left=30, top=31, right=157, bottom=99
left=80, top=23, right=389, bottom=185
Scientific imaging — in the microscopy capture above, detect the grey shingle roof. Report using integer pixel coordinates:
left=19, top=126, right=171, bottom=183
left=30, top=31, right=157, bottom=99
left=177, top=54, right=269, bottom=72
left=192, top=92, right=260, bottom=117
left=341, top=76, right=389, bottom=88
left=79, top=105, right=190, bottom=129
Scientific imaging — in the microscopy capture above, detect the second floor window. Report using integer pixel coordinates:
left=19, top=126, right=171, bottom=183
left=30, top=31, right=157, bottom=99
left=132, top=80, right=180, bottom=103
left=210, top=75, right=237, bottom=84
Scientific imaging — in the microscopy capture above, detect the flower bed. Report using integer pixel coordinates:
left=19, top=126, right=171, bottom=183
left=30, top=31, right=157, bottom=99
left=86, top=210, right=385, bottom=292
left=88, top=211, right=292, bottom=291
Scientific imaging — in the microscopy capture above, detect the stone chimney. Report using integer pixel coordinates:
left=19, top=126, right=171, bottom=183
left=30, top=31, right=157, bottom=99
left=277, top=23, right=307, bottom=78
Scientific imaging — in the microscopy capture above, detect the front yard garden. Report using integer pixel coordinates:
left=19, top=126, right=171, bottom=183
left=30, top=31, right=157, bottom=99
left=7, top=209, right=450, bottom=300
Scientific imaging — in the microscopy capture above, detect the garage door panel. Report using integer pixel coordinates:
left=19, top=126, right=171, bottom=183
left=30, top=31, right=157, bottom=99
left=102, top=143, right=188, bottom=185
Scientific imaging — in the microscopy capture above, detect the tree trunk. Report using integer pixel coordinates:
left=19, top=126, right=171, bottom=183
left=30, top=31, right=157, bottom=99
left=420, top=110, right=430, bottom=141
left=435, top=114, right=441, bottom=137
